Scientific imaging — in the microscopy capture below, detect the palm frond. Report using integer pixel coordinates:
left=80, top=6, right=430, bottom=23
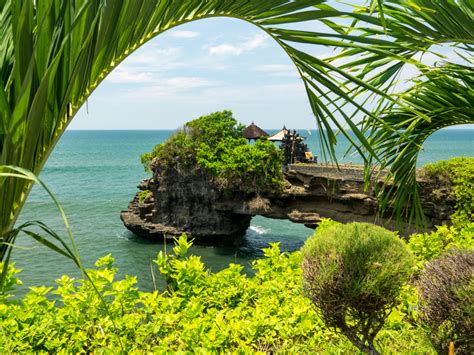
left=368, top=63, right=474, bottom=226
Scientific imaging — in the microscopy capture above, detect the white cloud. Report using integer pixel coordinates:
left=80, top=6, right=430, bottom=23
left=125, top=76, right=217, bottom=98
left=125, top=47, right=182, bottom=66
left=105, top=47, right=185, bottom=83
left=168, top=30, right=200, bottom=39
left=187, top=82, right=306, bottom=104
left=208, top=34, right=268, bottom=56
left=106, top=69, right=153, bottom=83
left=255, top=64, right=299, bottom=77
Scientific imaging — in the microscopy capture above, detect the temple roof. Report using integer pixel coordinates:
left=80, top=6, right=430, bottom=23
left=242, top=122, right=269, bottom=140
left=268, top=126, right=289, bottom=141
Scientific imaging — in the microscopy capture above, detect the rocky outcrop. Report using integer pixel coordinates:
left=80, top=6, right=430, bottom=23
left=121, top=166, right=252, bottom=242
left=121, top=164, right=456, bottom=242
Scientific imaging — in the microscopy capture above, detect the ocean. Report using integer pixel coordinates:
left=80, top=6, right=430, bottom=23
left=11, top=128, right=473, bottom=295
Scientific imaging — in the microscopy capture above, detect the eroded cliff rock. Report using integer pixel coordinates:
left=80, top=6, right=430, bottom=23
left=121, top=163, right=456, bottom=242
left=121, top=166, right=252, bottom=242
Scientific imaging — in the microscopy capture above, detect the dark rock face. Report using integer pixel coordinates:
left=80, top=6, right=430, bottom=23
left=121, top=164, right=456, bottom=242
left=120, top=167, right=252, bottom=242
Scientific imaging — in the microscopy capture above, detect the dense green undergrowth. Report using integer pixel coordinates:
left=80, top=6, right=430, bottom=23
left=0, top=221, right=472, bottom=352
left=141, top=111, right=284, bottom=192
left=0, top=233, right=434, bottom=353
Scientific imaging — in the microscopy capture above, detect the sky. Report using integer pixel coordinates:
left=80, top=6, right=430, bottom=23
left=70, top=18, right=317, bottom=130
left=69, top=12, right=473, bottom=131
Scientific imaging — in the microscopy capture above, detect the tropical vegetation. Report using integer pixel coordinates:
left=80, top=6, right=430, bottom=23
left=0, top=232, right=431, bottom=353
left=141, top=111, right=284, bottom=192
left=0, top=0, right=473, bottom=352
left=1, top=216, right=472, bottom=353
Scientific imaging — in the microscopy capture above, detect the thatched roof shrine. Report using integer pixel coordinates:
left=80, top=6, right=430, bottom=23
left=242, top=122, right=269, bottom=140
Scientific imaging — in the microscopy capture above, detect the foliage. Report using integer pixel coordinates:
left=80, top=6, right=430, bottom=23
left=408, top=222, right=474, bottom=269
left=141, top=111, right=242, bottom=170
left=354, top=0, right=474, bottom=224
left=420, top=157, right=474, bottom=225
left=142, top=111, right=284, bottom=192
left=196, top=137, right=284, bottom=192
left=0, top=235, right=434, bottom=353
left=140, top=111, right=244, bottom=171
left=137, top=189, right=152, bottom=204
left=417, top=249, right=474, bottom=354
left=301, top=221, right=414, bottom=354
left=0, top=262, right=21, bottom=302
left=366, top=63, right=474, bottom=226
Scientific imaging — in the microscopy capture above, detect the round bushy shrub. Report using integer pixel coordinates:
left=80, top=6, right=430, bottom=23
left=417, top=249, right=473, bottom=354
left=302, top=222, right=414, bottom=354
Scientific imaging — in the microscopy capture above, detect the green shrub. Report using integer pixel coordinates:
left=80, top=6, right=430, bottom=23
left=137, top=189, right=152, bottom=204
left=0, top=262, right=22, bottom=301
left=140, top=111, right=244, bottom=171
left=140, top=111, right=283, bottom=192
left=420, top=157, right=474, bottom=225
left=196, top=137, right=283, bottom=191
left=301, top=222, right=414, bottom=354
left=417, top=249, right=474, bottom=353
left=408, top=222, right=473, bottom=268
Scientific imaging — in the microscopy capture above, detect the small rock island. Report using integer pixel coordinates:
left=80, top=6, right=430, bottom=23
left=121, top=111, right=455, bottom=242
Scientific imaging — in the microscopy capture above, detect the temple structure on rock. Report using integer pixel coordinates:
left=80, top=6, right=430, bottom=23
left=244, top=123, right=317, bottom=165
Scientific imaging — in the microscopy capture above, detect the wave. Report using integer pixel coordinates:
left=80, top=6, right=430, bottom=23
left=249, top=225, right=270, bottom=235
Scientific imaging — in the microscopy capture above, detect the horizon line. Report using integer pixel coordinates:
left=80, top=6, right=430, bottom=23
left=66, top=126, right=473, bottom=132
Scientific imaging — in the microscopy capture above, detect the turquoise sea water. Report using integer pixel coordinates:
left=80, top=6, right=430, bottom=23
left=12, top=128, right=473, bottom=295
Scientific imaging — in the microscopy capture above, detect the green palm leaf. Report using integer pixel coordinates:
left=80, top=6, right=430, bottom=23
left=367, top=63, right=474, bottom=226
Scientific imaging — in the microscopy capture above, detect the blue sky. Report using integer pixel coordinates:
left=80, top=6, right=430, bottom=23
left=70, top=14, right=473, bottom=131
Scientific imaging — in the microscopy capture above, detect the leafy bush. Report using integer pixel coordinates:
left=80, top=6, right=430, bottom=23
left=0, top=262, right=22, bottom=301
left=417, top=249, right=474, bottom=353
left=408, top=222, right=473, bottom=268
left=420, top=157, right=474, bottom=225
left=137, top=189, right=152, bottom=204
left=140, top=111, right=283, bottom=192
left=301, top=222, right=414, bottom=354
left=0, top=235, right=433, bottom=353
left=196, top=138, right=283, bottom=191
left=141, top=111, right=244, bottom=171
